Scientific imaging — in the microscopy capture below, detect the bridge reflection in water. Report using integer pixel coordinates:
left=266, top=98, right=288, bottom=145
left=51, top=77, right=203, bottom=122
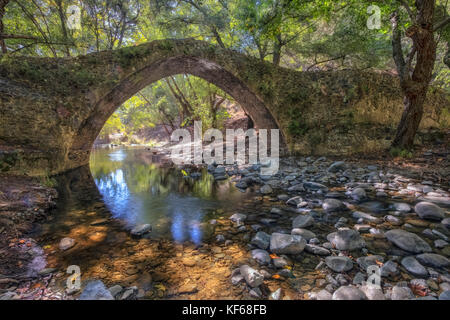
left=80, top=146, right=250, bottom=244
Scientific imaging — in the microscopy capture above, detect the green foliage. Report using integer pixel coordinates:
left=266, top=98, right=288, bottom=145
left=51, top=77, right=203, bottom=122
left=99, top=75, right=233, bottom=143
left=287, top=109, right=309, bottom=137
left=40, top=175, right=57, bottom=188
left=0, top=152, right=19, bottom=172
left=389, top=147, right=413, bottom=158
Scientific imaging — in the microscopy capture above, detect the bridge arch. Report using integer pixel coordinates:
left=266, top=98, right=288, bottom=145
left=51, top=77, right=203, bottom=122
left=71, top=54, right=280, bottom=156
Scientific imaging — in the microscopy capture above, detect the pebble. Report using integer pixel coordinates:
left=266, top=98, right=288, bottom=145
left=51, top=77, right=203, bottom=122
left=59, top=237, right=75, bottom=251
left=130, top=224, right=152, bottom=236
left=251, top=249, right=271, bottom=265
left=239, top=265, right=264, bottom=288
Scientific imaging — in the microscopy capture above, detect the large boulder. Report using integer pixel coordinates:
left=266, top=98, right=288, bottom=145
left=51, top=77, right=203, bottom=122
left=270, top=233, right=306, bottom=255
left=385, top=229, right=432, bottom=253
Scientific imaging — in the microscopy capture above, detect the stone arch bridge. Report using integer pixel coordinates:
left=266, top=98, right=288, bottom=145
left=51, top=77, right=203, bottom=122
left=0, top=39, right=447, bottom=176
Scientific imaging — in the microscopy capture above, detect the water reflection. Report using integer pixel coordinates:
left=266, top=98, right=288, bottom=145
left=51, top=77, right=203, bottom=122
left=89, top=147, right=249, bottom=244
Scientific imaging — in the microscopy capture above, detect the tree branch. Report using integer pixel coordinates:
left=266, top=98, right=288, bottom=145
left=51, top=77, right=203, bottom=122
left=434, top=16, right=450, bottom=31
left=399, top=0, right=416, bottom=22
left=391, top=11, right=408, bottom=81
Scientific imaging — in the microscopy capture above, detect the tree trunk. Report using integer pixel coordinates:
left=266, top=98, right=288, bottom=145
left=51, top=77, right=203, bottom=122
left=55, top=0, right=71, bottom=57
left=272, top=35, right=282, bottom=66
left=392, top=91, right=427, bottom=148
left=0, top=0, right=9, bottom=54
left=391, top=1, right=437, bottom=149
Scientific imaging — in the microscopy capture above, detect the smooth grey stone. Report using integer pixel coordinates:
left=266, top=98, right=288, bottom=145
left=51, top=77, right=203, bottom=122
left=327, top=229, right=365, bottom=251
left=108, top=285, right=123, bottom=297
left=251, top=249, right=271, bottom=265
left=260, top=184, right=273, bottom=194
left=360, top=285, right=385, bottom=300
left=305, top=244, right=330, bottom=256
left=380, top=260, right=399, bottom=277
left=328, top=161, right=346, bottom=173
left=439, top=290, right=450, bottom=300
left=325, top=256, right=353, bottom=272
left=391, top=285, right=414, bottom=300
left=353, top=272, right=366, bottom=285
left=392, top=202, right=411, bottom=213
left=303, top=181, right=328, bottom=192
left=78, top=280, right=114, bottom=300
left=385, top=229, right=432, bottom=253
left=416, top=253, right=450, bottom=268
left=292, top=215, right=314, bottom=228
left=130, top=224, right=152, bottom=236
left=251, top=231, right=271, bottom=250
left=270, top=232, right=306, bottom=254
left=356, top=255, right=384, bottom=271
left=230, top=213, right=247, bottom=223
left=314, top=289, right=333, bottom=300
left=231, top=274, right=244, bottom=285
left=351, top=188, right=367, bottom=201
left=239, top=265, right=264, bottom=288
left=434, top=239, right=448, bottom=248
left=414, top=202, right=445, bottom=221
left=270, top=288, right=282, bottom=300
left=59, top=237, right=75, bottom=251
left=352, top=211, right=382, bottom=223
left=401, top=256, right=428, bottom=277
left=332, top=286, right=367, bottom=300
left=322, top=198, right=345, bottom=212
left=291, top=228, right=316, bottom=240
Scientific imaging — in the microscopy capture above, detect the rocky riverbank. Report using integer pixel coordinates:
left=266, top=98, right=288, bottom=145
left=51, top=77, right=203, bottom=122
left=0, top=174, right=58, bottom=299
left=0, top=150, right=449, bottom=300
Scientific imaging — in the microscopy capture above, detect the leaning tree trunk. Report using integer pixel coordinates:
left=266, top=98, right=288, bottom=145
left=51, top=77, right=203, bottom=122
left=393, top=89, right=428, bottom=147
left=0, top=0, right=9, bottom=54
left=391, top=0, right=437, bottom=149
